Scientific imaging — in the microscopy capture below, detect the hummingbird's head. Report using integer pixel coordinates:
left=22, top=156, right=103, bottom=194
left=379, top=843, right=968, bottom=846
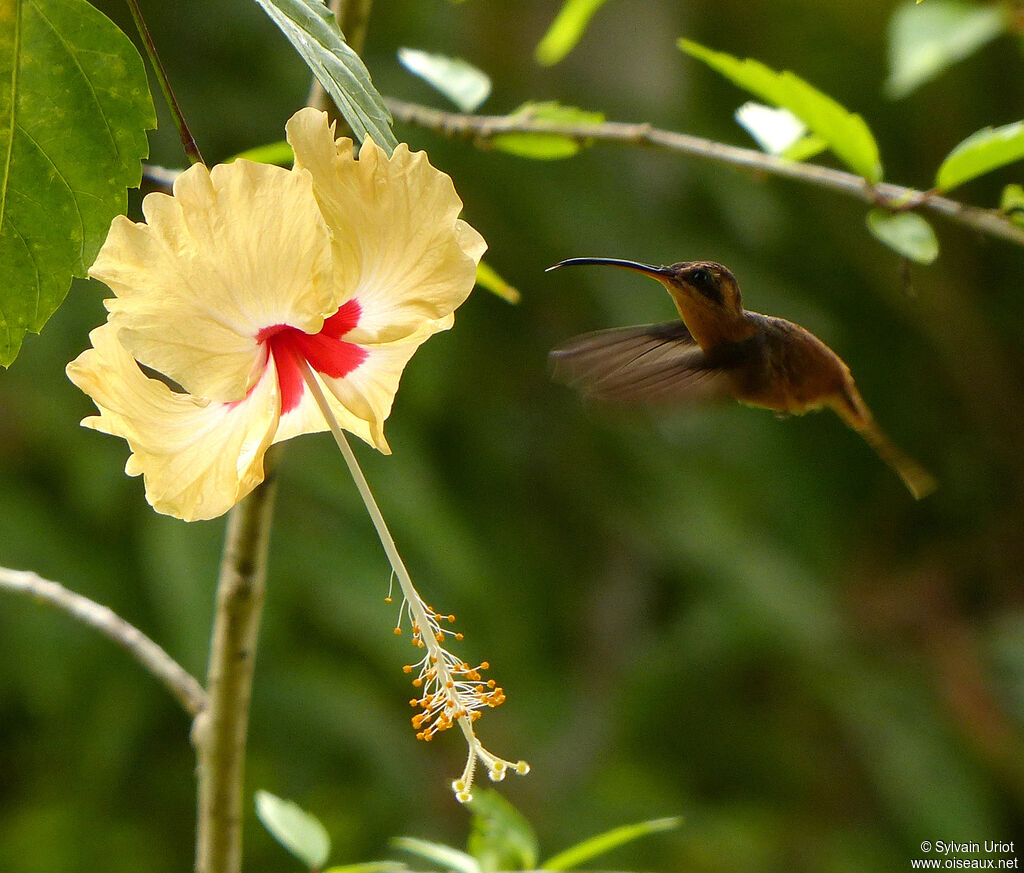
left=661, top=261, right=743, bottom=319
left=547, top=257, right=747, bottom=347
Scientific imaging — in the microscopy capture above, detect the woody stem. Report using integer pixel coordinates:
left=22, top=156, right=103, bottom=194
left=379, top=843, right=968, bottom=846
left=193, top=447, right=281, bottom=873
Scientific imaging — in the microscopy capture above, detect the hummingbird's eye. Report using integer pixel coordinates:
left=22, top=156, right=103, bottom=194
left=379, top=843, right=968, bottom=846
left=687, top=267, right=723, bottom=304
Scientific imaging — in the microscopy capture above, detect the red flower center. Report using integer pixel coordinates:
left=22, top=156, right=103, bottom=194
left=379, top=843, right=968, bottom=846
left=257, top=299, right=367, bottom=413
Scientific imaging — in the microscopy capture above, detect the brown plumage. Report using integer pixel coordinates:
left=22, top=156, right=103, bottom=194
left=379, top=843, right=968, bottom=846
left=548, top=257, right=936, bottom=499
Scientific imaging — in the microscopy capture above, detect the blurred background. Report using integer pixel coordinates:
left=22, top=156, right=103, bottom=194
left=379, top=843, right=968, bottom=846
left=2, top=0, right=1023, bottom=870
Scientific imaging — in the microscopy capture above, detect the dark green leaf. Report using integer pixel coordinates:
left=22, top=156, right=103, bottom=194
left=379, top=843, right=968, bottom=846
left=885, top=1, right=1007, bottom=99
left=466, top=790, right=539, bottom=873
left=397, top=48, right=491, bottom=112
left=490, top=102, right=604, bottom=160
left=866, top=209, right=939, bottom=264
left=254, top=790, right=331, bottom=870
left=541, top=816, right=683, bottom=870
left=935, top=120, right=1024, bottom=192
left=1000, top=183, right=1024, bottom=228
left=251, top=0, right=397, bottom=152
left=0, top=0, right=155, bottom=366
left=323, top=864, right=407, bottom=873
left=535, top=0, right=610, bottom=66
left=679, top=39, right=883, bottom=183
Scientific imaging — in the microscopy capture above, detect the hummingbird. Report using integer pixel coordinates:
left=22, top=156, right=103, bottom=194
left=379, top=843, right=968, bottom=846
left=547, top=257, right=937, bottom=499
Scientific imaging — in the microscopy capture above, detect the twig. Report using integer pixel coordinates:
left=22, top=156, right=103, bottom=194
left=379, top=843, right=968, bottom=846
left=384, top=97, right=1024, bottom=248
left=0, top=567, right=207, bottom=717
left=192, top=448, right=281, bottom=873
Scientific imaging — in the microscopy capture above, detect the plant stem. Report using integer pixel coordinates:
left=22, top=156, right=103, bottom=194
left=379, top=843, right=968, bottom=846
left=384, top=97, right=1024, bottom=249
left=125, top=0, right=204, bottom=166
left=193, top=448, right=281, bottom=873
left=0, top=567, right=207, bottom=716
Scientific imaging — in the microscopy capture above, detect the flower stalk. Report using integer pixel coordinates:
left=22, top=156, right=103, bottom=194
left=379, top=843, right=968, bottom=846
left=296, top=360, right=528, bottom=802
left=193, top=448, right=280, bottom=873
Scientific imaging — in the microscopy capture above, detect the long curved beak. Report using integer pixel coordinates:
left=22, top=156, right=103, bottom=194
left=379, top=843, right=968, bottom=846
left=546, top=257, right=675, bottom=278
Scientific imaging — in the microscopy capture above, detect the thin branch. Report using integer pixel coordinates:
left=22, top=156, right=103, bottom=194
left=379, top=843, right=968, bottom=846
left=0, top=567, right=207, bottom=717
left=193, top=448, right=281, bottom=873
left=384, top=97, right=1024, bottom=248
left=125, top=0, right=204, bottom=165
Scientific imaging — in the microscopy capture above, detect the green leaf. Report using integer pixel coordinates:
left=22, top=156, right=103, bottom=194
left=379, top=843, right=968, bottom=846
left=541, top=816, right=683, bottom=871
left=323, top=865, right=408, bottom=873
left=679, top=39, right=883, bottom=183
left=1000, top=183, right=1024, bottom=228
left=734, top=101, right=827, bottom=161
left=935, top=120, right=1024, bottom=192
left=0, top=0, right=155, bottom=366
left=490, top=102, right=604, bottom=160
left=229, top=140, right=294, bottom=166
left=466, top=790, right=539, bottom=872
left=397, top=48, right=491, bottom=113
left=535, top=0, right=610, bottom=66
left=250, top=0, right=397, bottom=152
left=885, top=1, right=1007, bottom=99
left=490, top=132, right=580, bottom=159
left=866, top=209, right=940, bottom=264
left=476, top=261, right=521, bottom=304
left=391, top=837, right=480, bottom=873
left=254, top=790, right=331, bottom=870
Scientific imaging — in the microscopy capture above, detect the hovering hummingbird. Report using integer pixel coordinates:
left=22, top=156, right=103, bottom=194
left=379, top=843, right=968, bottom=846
left=548, top=257, right=936, bottom=499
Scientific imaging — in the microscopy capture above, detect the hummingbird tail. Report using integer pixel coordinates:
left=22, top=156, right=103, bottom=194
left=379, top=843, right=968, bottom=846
left=855, top=421, right=938, bottom=499
left=833, top=390, right=938, bottom=500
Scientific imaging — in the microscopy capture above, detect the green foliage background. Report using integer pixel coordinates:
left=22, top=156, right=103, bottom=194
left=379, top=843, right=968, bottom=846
left=2, top=1, right=1023, bottom=870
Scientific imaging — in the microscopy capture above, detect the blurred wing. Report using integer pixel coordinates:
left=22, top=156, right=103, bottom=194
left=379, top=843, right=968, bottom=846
left=549, top=322, right=731, bottom=403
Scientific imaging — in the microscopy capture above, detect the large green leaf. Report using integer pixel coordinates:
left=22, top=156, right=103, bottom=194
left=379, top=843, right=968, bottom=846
left=935, top=120, right=1024, bottom=192
left=466, top=789, right=539, bottom=872
left=885, top=0, right=1007, bottom=99
left=251, top=0, right=397, bottom=152
left=679, top=39, right=883, bottom=183
left=254, top=790, right=332, bottom=870
left=535, top=0, right=610, bottom=66
left=0, top=0, right=155, bottom=366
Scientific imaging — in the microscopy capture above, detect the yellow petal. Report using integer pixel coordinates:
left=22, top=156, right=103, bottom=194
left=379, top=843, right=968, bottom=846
left=66, top=323, right=281, bottom=521
left=91, top=159, right=336, bottom=402
left=287, top=108, right=486, bottom=345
